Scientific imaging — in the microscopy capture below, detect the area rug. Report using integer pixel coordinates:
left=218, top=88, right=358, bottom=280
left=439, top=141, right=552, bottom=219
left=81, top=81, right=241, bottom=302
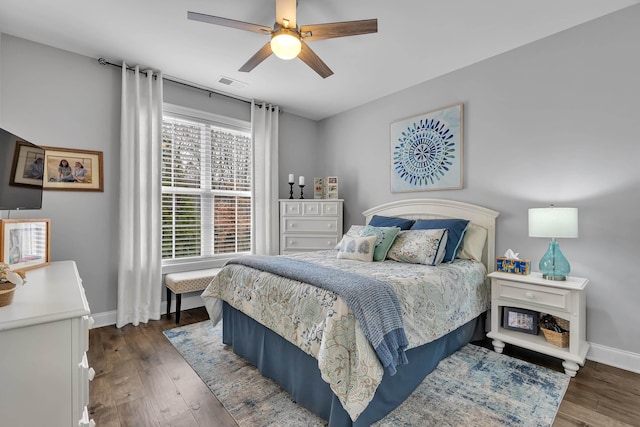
left=164, top=321, right=570, bottom=427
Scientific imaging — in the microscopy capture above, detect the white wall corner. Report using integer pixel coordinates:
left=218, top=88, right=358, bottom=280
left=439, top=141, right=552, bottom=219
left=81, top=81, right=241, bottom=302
left=587, top=342, right=640, bottom=374
left=91, top=294, right=206, bottom=329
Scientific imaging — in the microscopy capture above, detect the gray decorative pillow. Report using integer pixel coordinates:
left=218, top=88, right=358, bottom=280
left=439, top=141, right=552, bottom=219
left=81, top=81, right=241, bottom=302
left=336, top=234, right=377, bottom=262
left=360, top=225, right=401, bottom=261
left=387, top=229, right=449, bottom=266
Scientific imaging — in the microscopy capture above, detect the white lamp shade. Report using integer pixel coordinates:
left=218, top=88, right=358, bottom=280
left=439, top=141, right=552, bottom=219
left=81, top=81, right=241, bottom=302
left=271, top=31, right=301, bottom=60
left=528, top=207, right=578, bottom=238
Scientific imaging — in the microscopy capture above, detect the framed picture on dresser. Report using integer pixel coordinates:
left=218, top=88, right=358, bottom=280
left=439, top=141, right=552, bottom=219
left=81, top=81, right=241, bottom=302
left=0, top=218, right=50, bottom=271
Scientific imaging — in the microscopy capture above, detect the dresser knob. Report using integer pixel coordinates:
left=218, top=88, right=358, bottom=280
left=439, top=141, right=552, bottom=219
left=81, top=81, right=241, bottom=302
left=525, top=291, right=535, bottom=299
left=88, top=367, right=96, bottom=381
left=88, top=317, right=95, bottom=329
left=327, top=224, right=332, bottom=228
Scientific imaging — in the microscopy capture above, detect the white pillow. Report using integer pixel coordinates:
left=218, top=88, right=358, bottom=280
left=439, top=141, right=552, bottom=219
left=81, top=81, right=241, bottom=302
left=335, top=225, right=366, bottom=249
left=336, top=234, right=377, bottom=262
left=456, top=224, right=487, bottom=262
left=387, top=229, right=449, bottom=266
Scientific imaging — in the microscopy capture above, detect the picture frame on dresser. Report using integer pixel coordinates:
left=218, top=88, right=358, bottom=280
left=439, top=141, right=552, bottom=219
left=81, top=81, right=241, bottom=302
left=502, top=306, right=539, bottom=335
left=0, top=218, right=50, bottom=271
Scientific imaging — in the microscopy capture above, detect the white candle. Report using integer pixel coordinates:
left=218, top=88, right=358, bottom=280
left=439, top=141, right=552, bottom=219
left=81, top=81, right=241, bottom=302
left=288, top=173, right=294, bottom=183
left=299, top=176, right=305, bottom=186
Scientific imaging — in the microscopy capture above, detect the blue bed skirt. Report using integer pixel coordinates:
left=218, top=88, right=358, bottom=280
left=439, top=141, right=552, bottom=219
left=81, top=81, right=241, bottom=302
left=222, top=302, right=485, bottom=426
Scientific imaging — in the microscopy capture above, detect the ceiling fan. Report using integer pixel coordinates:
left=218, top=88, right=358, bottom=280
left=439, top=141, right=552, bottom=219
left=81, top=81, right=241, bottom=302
left=187, top=0, right=377, bottom=78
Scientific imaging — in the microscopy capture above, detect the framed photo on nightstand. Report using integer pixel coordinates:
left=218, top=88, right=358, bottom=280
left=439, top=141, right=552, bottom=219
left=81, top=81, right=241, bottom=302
left=502, top=306, right=539, bottom=335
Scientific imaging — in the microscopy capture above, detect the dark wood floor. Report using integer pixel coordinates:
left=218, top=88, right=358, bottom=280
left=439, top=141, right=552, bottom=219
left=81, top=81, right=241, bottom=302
left=87, top=307, right=640, bottom=426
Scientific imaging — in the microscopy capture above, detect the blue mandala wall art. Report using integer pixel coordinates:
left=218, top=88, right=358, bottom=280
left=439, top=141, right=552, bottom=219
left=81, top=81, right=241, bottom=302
left=390, top=103, right=463, bottom=192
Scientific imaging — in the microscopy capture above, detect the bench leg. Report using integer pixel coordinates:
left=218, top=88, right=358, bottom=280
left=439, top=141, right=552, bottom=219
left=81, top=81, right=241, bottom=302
left=175, top=294, right=182, bottom=324
left=166, top=287, right=172, bottom=319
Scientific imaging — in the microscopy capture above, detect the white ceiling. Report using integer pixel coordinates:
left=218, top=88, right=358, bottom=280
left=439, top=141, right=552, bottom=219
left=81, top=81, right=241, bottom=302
left=0, top=0, right=637, bottom=120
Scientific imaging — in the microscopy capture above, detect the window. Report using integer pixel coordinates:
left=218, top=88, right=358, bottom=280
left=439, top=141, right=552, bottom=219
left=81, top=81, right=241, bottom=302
left=161, top=105, right=251, bottom=267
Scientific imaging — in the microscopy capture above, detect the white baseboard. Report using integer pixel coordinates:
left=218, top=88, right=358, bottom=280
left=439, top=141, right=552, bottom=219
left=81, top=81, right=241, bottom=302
left=91, top=295, right=206, bottom=328
left=587, top=342, right=640, bottom=374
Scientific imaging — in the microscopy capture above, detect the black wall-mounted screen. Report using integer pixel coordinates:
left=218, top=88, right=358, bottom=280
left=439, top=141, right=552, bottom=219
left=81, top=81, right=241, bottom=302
left=0, top=128, right=44, bottom=210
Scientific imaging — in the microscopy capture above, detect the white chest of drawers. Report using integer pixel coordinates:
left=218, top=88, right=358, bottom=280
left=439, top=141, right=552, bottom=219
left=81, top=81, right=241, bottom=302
left=0, top=261, right=94, bottom=427
left=486, top=271, right=589, bottom=376
left=280, top=199, right=343, bottom=254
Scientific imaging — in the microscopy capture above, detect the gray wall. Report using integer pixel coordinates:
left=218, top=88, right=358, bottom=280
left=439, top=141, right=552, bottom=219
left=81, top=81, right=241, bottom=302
left=317, top=6, right=640, bottom=355
left=0, top=34, right=318, bottom=315
left=1, top=35, right=121, bottom=314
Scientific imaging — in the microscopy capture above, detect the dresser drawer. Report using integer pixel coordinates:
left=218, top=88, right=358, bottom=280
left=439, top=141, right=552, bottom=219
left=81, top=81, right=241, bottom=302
left=321, top=202, right=341, bottom=216
left=282, top=201, right=302, bottom=215
left=496, top=279, right=571, bottom=312
left=281, top=201, right=341, bottom=217
left=283, top=217, right=339, bottom=233
left=282, top=235, right=340, bottom=251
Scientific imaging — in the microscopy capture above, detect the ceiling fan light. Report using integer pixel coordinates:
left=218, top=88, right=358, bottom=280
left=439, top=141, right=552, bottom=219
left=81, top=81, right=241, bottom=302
left=271, top=29, right=301, bottom=60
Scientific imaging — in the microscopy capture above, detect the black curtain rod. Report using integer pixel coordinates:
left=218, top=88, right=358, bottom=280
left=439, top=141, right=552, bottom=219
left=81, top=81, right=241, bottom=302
left=98, top=58, right=251, bottom=105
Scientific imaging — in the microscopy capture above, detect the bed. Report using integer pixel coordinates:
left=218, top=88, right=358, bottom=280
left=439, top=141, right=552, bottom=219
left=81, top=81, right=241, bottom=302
left=202, top=198, right=499, bottom=426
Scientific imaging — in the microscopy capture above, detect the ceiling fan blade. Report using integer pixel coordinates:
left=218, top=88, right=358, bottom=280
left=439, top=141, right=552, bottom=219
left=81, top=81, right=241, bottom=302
left=298, top=40, right=333, bottom=79
left=300, top=19, right=378, bottom=41
left=275, top=0, right=297, bottom=28
left=239, top=42, right=274, bottom=72
left=188, top=11, right=272, bottom=35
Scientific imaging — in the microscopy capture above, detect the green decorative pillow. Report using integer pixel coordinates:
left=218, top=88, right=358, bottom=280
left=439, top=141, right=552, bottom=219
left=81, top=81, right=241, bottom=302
left=336, top=234, right=377, bottom=262
left=387, top=229, right=449, bottom=266
left=360, top=225, right=401, bottom=261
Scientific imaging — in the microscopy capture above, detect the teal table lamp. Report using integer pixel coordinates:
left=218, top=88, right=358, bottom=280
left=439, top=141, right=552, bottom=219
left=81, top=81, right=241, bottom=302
left=528, top=206, right=578, bottom=281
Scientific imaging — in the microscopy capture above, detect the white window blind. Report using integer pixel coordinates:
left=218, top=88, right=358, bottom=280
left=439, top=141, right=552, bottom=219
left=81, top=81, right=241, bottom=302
left=161, top=109, right=251, bottom=264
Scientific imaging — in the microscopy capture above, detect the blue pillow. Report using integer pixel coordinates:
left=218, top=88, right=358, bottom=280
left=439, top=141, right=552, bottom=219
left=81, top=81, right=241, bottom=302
left=369, top=215, right=414, bottom=230
left=411, top=218, right=470, bottom=262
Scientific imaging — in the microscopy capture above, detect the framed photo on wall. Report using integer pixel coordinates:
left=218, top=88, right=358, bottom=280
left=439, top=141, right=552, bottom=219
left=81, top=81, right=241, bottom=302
left=0, top=219, right=51, bottom=271
left=9, top=141, right=46, bottom=188
left=390, top=103, right=463, bottom=193
left=502, top=306, right=539, bottom=335
left=42, top=146, right=104, bottom=191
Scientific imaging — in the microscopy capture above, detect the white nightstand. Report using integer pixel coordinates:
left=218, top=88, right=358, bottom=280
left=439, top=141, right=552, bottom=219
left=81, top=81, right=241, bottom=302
left=486, top=271, right=589, bottom=376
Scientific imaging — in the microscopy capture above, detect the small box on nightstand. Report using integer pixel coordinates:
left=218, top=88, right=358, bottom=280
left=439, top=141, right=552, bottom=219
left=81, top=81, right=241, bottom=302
left=496, top=257, right=531, bottom=275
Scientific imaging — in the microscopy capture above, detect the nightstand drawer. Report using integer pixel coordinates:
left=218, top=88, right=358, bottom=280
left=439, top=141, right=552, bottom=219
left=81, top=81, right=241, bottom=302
left=283, top=218, right=339, bottom=233
left=496, top=280, right=571, bottom=311
left=282, top=235, right=340, bottom=251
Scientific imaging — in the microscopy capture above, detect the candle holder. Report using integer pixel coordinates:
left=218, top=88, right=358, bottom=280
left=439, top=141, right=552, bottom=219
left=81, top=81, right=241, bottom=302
left=299, top=184, right=305, bottom=199
left=289, top=182, right=294, bottom=199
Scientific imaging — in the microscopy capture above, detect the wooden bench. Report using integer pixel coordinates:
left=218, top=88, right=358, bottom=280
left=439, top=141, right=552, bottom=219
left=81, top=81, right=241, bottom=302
left=165, top=268, right=221, bottom=324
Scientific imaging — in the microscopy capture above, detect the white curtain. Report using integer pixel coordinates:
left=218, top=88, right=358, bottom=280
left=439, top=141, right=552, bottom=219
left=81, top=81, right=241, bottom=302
left=116, top=63, right=163, bottom=328
left=251, top=101, right=280, bottom=255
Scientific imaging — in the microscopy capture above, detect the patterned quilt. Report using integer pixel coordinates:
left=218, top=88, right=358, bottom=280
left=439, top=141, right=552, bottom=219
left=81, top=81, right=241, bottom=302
left=201, top=250, right=489, bottom=421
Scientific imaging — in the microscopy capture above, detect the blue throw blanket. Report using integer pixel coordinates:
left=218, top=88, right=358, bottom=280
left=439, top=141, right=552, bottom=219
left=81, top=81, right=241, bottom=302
left=227, top=255, right=409, bottom=375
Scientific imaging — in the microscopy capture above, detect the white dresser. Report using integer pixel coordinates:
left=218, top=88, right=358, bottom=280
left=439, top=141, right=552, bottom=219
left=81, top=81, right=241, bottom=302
left=0, top=261, right=94, bottom=427
left=280, top=199, right=343, bottom=254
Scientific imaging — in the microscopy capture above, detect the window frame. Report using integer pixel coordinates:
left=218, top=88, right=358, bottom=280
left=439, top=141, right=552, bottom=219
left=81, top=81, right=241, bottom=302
left=161, top=103, right=252, bottom=274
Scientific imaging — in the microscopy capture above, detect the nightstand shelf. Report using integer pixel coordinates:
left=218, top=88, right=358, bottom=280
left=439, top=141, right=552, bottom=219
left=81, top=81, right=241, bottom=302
left=486, top=271, right=589, bottom=376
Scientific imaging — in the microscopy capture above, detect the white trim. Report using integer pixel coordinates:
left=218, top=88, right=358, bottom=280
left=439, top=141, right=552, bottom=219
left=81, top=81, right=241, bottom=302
left=163, top=102, right=250, bottom=132
left=587, top=342, right=640, bottom=374
left=91, top=295, right=206, bottom=328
